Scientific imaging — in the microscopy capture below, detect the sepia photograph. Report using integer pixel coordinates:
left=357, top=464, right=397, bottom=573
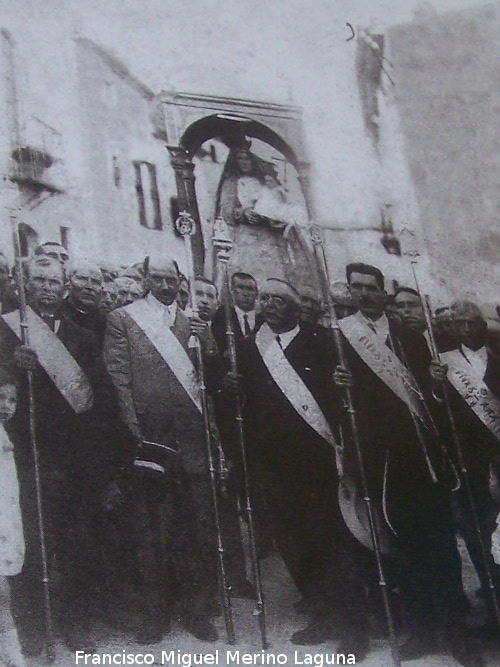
left=1, top=1, right=500, bottom=665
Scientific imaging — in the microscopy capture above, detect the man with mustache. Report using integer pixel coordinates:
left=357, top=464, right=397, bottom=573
left=337, top=263, right=482, bottom=667
left=222, top=277, right=370, bottom=657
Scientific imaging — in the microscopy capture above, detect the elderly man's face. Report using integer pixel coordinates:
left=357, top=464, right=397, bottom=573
left=146, top=261, right=180, bottom=306
left=454, top=314, right=486, bottom=351
left=26, top=262, right=65, bottom=311
left=99, top=282, right=118, bottom=315
left=115, top=278, right=144, bottom=307
left=299, top=288, right=322, bottom=325
left=69, top=266, right=103, bottom=308
left=259, top=281, right=299, bottom=333
left=194, top=280, right=218, bottom=322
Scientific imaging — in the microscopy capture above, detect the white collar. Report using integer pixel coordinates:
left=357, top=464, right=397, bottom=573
left=235, top=305, right=255, bottom=324
left=274, top=324, right=300, bottom=350
left=146, top=293, right=177, bottom=327
left=358, top=311, right=390, bottom=342
left=146, top=292, right=176, bottom=312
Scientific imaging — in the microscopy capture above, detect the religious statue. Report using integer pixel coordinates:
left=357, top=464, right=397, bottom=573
left=214, top=138, right=313, bottom=285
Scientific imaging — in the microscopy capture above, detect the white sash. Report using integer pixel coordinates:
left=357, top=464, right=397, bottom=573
left=125, top=299, right=202, bottom=413
left=339, top=314, right=427, bottom=422
left=2, top=308, right=93, bottom=414
left=255, top=324, right=336, bottom=447
left=441, top=349, right=500, bottom=441
left=0, top=425, right=25, bottom=576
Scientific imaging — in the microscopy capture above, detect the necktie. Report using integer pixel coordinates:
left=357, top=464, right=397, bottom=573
left=276, top=335, right=283, bottom=350
left=243, top=313, right=252, bottom=337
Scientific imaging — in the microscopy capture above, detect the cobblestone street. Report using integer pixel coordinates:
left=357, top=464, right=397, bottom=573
left=25, top=542, right=500, bottom=667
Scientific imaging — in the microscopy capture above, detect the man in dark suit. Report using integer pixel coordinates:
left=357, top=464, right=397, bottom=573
left=104, top=254, right=220, bottom=643
left=337, top=263, right=482, bottom=667
left=212, top=271, right=263, bottom=353
left=63, top=261, right=107, bottom=343
left=0, top=257, right=119, bottom=654
left=434, top=300, right=500, bottom=635
left=223, top=278, right=370, bottom=657
left=212, top=271, right=271, bottom=561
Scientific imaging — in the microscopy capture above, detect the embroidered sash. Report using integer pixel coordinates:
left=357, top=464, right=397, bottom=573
left=2, top=308, right=93, bottom=413
left=441, top=349, right=500, bottom=441
left=0, top=425, right=25, bottom=576
left=125, top=299, right=202, bottom=413
left=255, top=324, right=336, bottom=447
left=339, top=314, right=428, bottom=422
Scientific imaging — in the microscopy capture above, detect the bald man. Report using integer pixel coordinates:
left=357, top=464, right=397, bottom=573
left=104, top=254, right=221, bottom=644
left=222, top=278, right=369, bottom=656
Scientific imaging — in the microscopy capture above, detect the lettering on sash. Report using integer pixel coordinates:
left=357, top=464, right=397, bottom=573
left=255, top=325, right=337, bottom=447
left=125, top=299, right=202, bottom=413
left=442, top=350, right=500, bottom=441
left=339, top=314, right=427, bottom=422
left=2, top=308, right=93, bottom=413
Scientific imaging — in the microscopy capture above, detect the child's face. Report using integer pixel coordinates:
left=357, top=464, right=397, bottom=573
left=0, top=385, right=17, bottom=424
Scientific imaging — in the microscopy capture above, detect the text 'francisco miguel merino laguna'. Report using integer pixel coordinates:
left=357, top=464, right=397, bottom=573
left=75, top=650, right=357, bottom=665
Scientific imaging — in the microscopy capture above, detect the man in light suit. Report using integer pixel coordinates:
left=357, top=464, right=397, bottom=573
left=104, top=254, right=220, bottom=644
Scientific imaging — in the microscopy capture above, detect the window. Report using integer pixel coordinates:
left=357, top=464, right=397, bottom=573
left=133, top=161, right=162, bottom=230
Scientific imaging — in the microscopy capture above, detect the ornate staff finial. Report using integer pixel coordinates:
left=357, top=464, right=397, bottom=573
left=175, top=210, right=196, bottom=237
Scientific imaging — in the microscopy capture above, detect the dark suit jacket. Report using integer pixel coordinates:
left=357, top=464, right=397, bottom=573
left=212, top=305, right=264, bottom=355
left=341, top=316, right=452, bottom=536
left=238, top=323, right=343, bottom=475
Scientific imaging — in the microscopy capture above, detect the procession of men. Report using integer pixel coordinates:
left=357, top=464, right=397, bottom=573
left=2, top=241, right=500, bottom=667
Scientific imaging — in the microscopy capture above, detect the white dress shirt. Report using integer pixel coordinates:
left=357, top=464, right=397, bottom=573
left=235, top=305, right=256, bottom=334
left=358, top=311, right=390, bottom=344
left=146, top=293, right=177, bottom=329
left=276, top=324, right=300, bottom=350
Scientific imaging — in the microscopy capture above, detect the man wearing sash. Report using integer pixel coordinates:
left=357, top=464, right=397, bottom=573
left=434, top=300, right=500, bottom=634
left=0, top=257, right=109, bottom=654
left=338, top=263, right=481, bottom=667
left=104, top=254, right=220, bottom=644
left=223, top=278, right=370, bottom=656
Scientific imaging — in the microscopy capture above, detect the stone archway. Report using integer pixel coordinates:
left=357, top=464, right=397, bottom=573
left=155, top=91, right=315, bottom=282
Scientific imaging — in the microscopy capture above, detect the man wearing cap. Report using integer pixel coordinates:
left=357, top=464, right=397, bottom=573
left=104, top=254, right=221, bottom=644
left=222, top=277, right=369, bottom=656
left=63, top=261, right=106, bottom=342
